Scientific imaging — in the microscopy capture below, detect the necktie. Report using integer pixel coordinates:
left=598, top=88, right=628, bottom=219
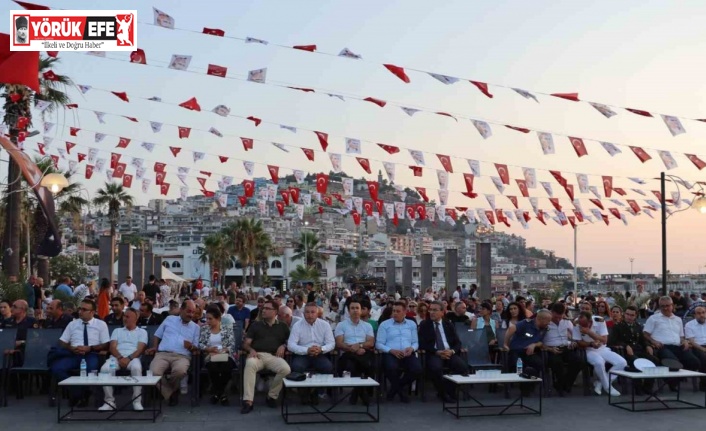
left=434, top=322, right=445, bottom=351
left=83, top=322, right=89, bottom=346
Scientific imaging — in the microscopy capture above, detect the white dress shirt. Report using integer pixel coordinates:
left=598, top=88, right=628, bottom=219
left=60, top=317, right=110, bottom=347
left=287, top=317, right=335, bottom=355
left=644, top=313, right=683, bottom=345
left=544, top=319, right=574, bottom=347
left=685, top=319, right=706, bottom=345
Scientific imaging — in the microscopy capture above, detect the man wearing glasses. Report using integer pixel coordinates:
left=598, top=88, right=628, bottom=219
left=52, top=299, right=110, bottom=406
left=644, top=296, right=700, bottom=374
left=241, top=300, right=291, bottom=414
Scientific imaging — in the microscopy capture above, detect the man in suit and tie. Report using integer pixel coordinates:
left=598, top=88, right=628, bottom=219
left=419, top=301, right=469, bottom=402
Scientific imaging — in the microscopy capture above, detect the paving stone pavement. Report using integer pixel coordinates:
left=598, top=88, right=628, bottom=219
left=3, top=385, right=706, bottom=431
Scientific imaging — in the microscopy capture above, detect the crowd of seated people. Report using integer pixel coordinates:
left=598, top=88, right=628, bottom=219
left=4, top=279, right=706, bottom=415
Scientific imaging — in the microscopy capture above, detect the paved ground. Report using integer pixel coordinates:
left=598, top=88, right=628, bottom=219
left=4, top=384, right=706, bottom=431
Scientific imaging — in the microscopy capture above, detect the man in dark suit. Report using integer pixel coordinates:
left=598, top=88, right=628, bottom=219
left=419, top=301, right=469, bottom=402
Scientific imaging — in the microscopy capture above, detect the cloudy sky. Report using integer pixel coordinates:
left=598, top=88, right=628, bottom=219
left=5, top=0, right=706, bottom=275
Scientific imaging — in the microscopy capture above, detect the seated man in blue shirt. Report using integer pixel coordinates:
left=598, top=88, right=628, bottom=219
left=504, top=310, right=551, bottom=394
left=376, top=301, right=422, bottom=403
left=334, top=298, right=375, bottom=405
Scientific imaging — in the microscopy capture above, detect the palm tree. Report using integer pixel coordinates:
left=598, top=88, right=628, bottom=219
left=1, top=56, right=73, bottom=278
left=292, top=231, right=327, bottom=268
left=92, top=182, right=134, bottom=284
left=253, top=232, right=274, bottom=287
left=199, top=232, right=233, bottom=288
left=226, top=218, right=270, bottom=287
left=289, top=264, right=320, bottom=285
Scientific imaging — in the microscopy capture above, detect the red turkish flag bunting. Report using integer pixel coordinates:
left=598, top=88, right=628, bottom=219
left=626, top=108, right=652, bottom=117
left=383, top=64, right=410, bottom=83
left=363, top=201, right=374, bottom=216
left=516, top=179, right=529, bottom=197
left=549, top=170, right=568, bottom=188
left=629, top=146, right=652, bottom=163
left=375, top=199, right=384, bottom=214
left=496, top=209, right=510, bottom=227
left=352, top=211, right=361, bottom=226
left=242, top=180, right=254, bottom=197
left=241, top=137, right=254, bottom=151
left=203, top=27, right=225, bottom=36
left=160, top=183, right=170, bottom=196
left=69, top=127, right=79, bottom=136
left=238, top=196, right=247, bottom=207
left=246, top=116, right=262, bottom=126
left=77, top=153, right=86, bottom=163
left=314, top=131, right=329, bottom=151
left=65, top=104, right=78, bottom=109
left=302, top=148, right=315, bottom=161
left=469, top=81, right=493, bottom=98
left=416, top=203, right=426, bottom=220
left=178, top=126, right=191, bottom=139
left=112, top=162, right=126, bottom=178
left=267, top=165, right=279, bottom=184
left=437, top=154, right=454, bottom=173
left=573, top=210, right=584, bottom=222
left=293, top=44, right=317, bottom=52
left=564, top=184, right=575, bottom=201
left=569, top=137, right=588, bottom=157
left=122, top=174, right=133, bottom=188
left=627, top=200, right=641, bottom=213
left=202, top=190, right=215, bottom=198
left=609, top=208, right=621, bottom=219
left=686, top=154, right=706, bottom=170
left=110, top=153, right=121, bottom=169
left=495, top=163, right=509, bottom=185
left=85, top=164, right=94, bottom=179
left=332, top=193, right=343, bottom=202
left=130, top=49, right=146, bottom=64
left=536, top=211, right=546, bottom=225
left=316, top=173, right=329, bottom=194
left=116, top=137, right=130, bottom=148
left=13, top=1, right=50, bottom=10
left=551, top=92, right=579, bottom=102
left=200, top=171, right=211, bottom=177
left=207, top=64, right=227, bottom=77
left=447, top=209, right=458, bottom=221
left=416, top=187, right=429, bottom=202
left=318, top=206, right=324, bottom=215
left=124, top=116, right=138, bottom=122
left=505, top=125, right=531, bottom=133
left=567, top=216, right=576, bottom=229
left=435, top=112, right=457, bottom=121
left=275, top=201, right=284, bottom=216
left=463, top=173, right=477, bottom=198
left=197, top=178, right=207, bottom=189
left=602, top=176, right=613, bottom=198
left=37, top=143, right=45, bottom=155
left=410, top=166, right=423, bottom=177
left=154, top=162, right=166, bottom=173
left=364, top=97, right=386, bottom=107
left=507, top=196, right=519, bottom=209
left=280, top=190, right=290, bottom=206
left=589, top=199, right=604, bottom=210
left=218, top=156, right=228, bottom=163
left=549, top=198, right=562, bottom=211
left=613, top=188, right=626, bottom=196
left=323, top=195, right=333, bottom=206
left=392, top=213, right=399, bottom=226
left=357, top=157, right=371, bottom=174
left=377, top=143, right=400, bottom=154
left=652, top=190, right=663, bottom=202
left=287, top=86, right=315, bottom=93
left=65, top=141, right=76, bottom=154
left=406, top=206, right=416, bottom=220
left=155, top=172, right=166, bottom=185
left=367, top=181, right=379, bottom=201
left=179, top=97, right=201, bottom=111
left=289, top=187, right=300, bottom=204
left=169, top=147, right=181, bottom=157
left=111, top=91, right=129, bottom=102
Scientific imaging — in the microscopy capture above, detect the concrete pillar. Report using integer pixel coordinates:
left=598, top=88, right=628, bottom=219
left=144, top=252, right=154, bottom=283
left=118, top=243, right=133, bottom=284
left=445, top=249, right=458, bottom=294
left=153, top=256, right=163, bottom=279
left=37, top=256, right=49, bottom=285
left=476, top=243, right=492, bottom=300
left=385, top=260, right=396, bottom=294
left=99, top=235, right=115, bottom=285
left=420, top=253, right=433, bottom=289
left=402, top=256, right=413, bottom=298
left=133, top=248, right=144, bottom=290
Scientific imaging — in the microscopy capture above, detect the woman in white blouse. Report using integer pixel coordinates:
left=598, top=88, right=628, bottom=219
left=199, top=305, right=236, bottom=405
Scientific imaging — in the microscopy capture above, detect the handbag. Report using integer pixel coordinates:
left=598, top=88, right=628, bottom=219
left=209, top=353, right=229, bottom=363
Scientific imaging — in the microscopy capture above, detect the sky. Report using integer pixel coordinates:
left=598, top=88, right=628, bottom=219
left=4, top=0, right=706, bottom=275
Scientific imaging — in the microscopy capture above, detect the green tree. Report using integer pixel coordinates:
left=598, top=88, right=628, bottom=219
left=49, top=254, right=91, bottom=284
left=225, top=218, right=269, bottom=287
left=199, top=231, right=233, bottom=288
left=2, top=55, right=73, bottom=278
left=92, top=182, right=134, bottom=240
left=292, top=231, right=327, bottom=268
left=289, top=264, right=320, bottom=285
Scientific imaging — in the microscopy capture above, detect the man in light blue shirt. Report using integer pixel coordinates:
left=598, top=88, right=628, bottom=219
left=376, top=301, right=421, bottom=403
left=335, top=298, right=375, bottom=405
left=147, top=300, right=199, bottom=406
left=55, top=276, right=73, bottom=296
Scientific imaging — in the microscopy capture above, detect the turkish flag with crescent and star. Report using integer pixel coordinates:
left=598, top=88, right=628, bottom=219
left=267, top=165, right=279, bottom=184
left=495, top=163, right=509, bottom=185
left=316, top=173, right=329, bottom=194
left=367, top=181, right=379, bottom=201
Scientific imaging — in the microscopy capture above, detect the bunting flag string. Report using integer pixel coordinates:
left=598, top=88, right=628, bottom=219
left=30, top=137, right=656, bottom=229
left=25, top=101, right=699, bottom=203
left=17, top=0, right=700, bottom=135
left=50, top=81, right=706, bottom=184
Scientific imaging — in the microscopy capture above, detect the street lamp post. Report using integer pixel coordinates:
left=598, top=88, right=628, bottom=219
left=629, top=257, right=634, bottom=290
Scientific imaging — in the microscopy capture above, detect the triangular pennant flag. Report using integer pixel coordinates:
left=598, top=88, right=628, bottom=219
left=203, top=27, right=225, bottom=36
left=168, top=54, right=191, bottom=70
left=512, top=88, right=538, bottom=102
left=437, top=154, right=453, bottom=173
left=629, top=146, right=652, bottom=163
left=129, top=48, right=146, bottom=64
left=338, top=48, right=361, bottom=59
left=169, top=146, right=181, bottom=157
left=116, top=137, right=130, bottom=148
left=569, top=137, right=588, bottom=157
left=626, top=108, right=652, bottom=117
left=267, top=165, right=279, bottom=184
left=207, top=64, right=228, bottom=77
left=246, top=116, right=262, bottom=126
left=302, top=148, right=315, bottom=161
left=383, top=64, right=410, bottom=83
left=686, top=154, right=706, bottom=170
left=357, top=157, right=371, bottom=174
left=494, top=163, right=509, bottom=185
left=293, top=44, right=317, bottom=52
left=377, top=143, right=399, bottom=154
left=590, top=102, right=617, bottom=118
left=178, top=126, right=190, bottom=139
left=363, top=97, right=386, bottom=107
left=111, top=91, right=129, bottom=102
left=241, top=137, right=254, bottom=151
left=428, top=73, right=458, bottom=84
left=469, top=80, right=493, bottom=98
left=551, top=92, right=579, bottom=102
left=179, top=97, right=201, bottom=111
left=247, top=68, right=267, bottom=83
left=314, top=131, right=329, bottom=151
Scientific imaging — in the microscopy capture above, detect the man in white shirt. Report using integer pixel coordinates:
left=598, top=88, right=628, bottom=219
left=573, top=311, right=626, bottom=396
left=287, top=302, right=335, bottom=405
left=119, top=276, right=138, bottom=302
left=543, top=303, right=583, bottom=396
left=51, top=299, right=110, bottom=406
left=643, top=296, right=700, bottom=373
left=99, top=308, right=148, bottom=411
left=685, top=306, right=706, bottom=379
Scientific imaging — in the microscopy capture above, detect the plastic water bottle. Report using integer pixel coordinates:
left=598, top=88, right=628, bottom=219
left=516, top=358, right=523, bottom=375
left=80, top=359, right=87, bottom=377
left=109, top=357, right=117, bottom=376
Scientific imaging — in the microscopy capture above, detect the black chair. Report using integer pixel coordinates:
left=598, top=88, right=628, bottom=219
left=10, top=328, right=62, bottom=406
left=0, top=328, right=18, bottom=407
left=455, top=323, right=502, bottom=371
left=107, top=325, right=121, bottom=336
left=199, top=321, right=243, bottom=400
